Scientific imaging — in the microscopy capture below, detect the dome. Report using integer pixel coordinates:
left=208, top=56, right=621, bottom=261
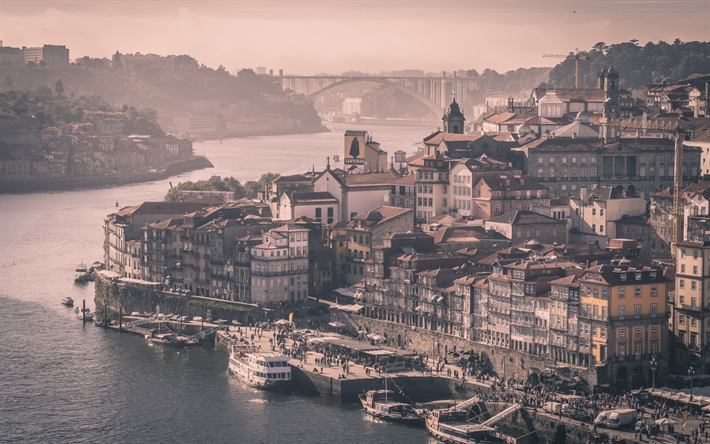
left=525, top=239, right=541, bottom=247
left=575, top=110, right=590, bottom=123
left=444, top=98, right=463, bottom=117
left=539, top=91, right=563, bottom=104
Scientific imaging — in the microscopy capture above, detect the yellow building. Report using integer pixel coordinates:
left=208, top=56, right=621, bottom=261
left=674, top=231, right=710, bottom=373
left=579, top=263, right=668, bottom=391
left=344, top=130, right=387, bottom=173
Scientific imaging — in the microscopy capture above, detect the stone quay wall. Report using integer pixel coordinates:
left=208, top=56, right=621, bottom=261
left=339, top=313, right=605, bottom=390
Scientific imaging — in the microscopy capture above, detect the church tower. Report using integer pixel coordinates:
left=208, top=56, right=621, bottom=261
left=442, top=96, right=465, bottom=134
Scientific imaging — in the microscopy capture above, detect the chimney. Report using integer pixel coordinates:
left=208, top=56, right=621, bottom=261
left=580, top=185, right=588, bottom=202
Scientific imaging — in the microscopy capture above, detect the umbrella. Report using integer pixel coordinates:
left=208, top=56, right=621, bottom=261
left=656, top=418, right=676, bottom=425
left=329, top=321, right=346, bottom=328
left=231, top=320, right=241, bottom=326
left=273, top=319, right=290, bottom=325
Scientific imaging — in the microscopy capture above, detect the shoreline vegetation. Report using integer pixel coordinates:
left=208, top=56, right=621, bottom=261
left=0, top=156, right=214, bottom=194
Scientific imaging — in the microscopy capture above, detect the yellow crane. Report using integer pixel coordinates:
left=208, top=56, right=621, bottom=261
left=543, top=49, right=590, bottom=89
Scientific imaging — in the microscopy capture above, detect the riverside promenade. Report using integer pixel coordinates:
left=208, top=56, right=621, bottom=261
left=218, top=325, right=495, bottom=403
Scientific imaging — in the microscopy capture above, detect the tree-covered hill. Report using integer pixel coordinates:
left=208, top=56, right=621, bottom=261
left=0, top=90, right=165, bottom=137
left=0, top=55, right=324, bottom=131
left=548, top=39, right=710, bottom=90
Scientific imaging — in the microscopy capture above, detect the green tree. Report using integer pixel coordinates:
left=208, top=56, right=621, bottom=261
left=55, top=79, right=64, bottom=96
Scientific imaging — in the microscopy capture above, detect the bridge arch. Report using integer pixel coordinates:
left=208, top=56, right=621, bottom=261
left=305, top=78, right=445, bottom=117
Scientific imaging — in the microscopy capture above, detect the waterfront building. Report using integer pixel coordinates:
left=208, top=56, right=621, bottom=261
left=323, top=221, right=349, bottom=286
left=673, top=231, right=710, bottom=373
left=250, top=224, right=310, bottom=305
left=579, top=263, right=669, bottom=391
left=549, top=274, right=585, bottom=366
left=104, top=202, right=212, bottom=278
left=388, top=174, right=416, bottom=210
left=234, top=233, right=263, bottom=303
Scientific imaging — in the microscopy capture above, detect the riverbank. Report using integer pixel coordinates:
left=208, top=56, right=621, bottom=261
left=194, top=124, right=330, bottom=142
left=0, top=156, right=214, bottom=194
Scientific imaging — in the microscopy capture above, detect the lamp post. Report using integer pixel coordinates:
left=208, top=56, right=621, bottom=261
left=650, top=358, right=657, bottom=390
left=689, top=366, right=696, bottom=401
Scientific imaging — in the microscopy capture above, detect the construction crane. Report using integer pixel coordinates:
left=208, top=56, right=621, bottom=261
left=543, top=49, right=589, bottom=89
left=604, top=117, right=697, bottom=254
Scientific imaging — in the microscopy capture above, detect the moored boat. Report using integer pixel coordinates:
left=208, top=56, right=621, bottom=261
left=148, top=333, right=186, bottom=347
left=359, top=378, right=424, bottom=424
left=228, top=343, right=291, bottom=391
left=74, top=262, right=92, bottom=281
left=61, top=296, right=74, bottom=306
left=76, top=307, right=94, bottom=321
left=426, top=410, right=507, bottom=444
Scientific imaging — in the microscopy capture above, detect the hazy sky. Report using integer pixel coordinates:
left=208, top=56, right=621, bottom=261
left=1, top=0, right=709, bottom=74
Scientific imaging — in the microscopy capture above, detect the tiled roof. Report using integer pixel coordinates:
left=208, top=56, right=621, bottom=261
left=114, top=202, right=213, bottom=217
left=291, top=192, right=338, bottom=204
left=486, top=210, right=562, bottom=226
left=477, top=174, right=546, bottom=191
left=351, top=206, right=412, bottom=224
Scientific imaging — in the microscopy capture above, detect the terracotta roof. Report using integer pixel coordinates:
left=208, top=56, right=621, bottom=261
left=477, top=174, right=546, bottom=191
left=351, top=206, right=412, bottom=224
left=114, top=202, right=212, bottom=217
left=392, top=174, right=416, bottom=185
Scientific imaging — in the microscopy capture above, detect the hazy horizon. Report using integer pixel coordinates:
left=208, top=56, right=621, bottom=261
left=1, top=0, right=709, bottom=75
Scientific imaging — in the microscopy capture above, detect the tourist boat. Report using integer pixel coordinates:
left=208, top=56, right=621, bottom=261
left=61, top=296, right=74, bottom=307
left=359, top=379, right=424, bottom=424
left=148, top=333, right=186, bottom=347
left=425, top=410, right=508, bottom=444
left=228, top=343, right=291, bottom=391
left=74, top=262, right=92, bottom=281
left=76, top=307, right=94, bottom=321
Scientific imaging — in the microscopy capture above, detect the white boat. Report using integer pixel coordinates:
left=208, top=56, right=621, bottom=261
left=76, top=307, right=94, bottom=321
left=359, top=378, right=424, bottom=424
left=61, top=296, right=74, bottom=306
left=426, top=410, right=507, bottom=444
left=74, top=262, right=92, bottom=281
left=228, top=343, right=291, bottom=391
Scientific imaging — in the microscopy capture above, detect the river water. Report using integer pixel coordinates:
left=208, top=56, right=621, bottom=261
left=0, top=123, right=440, bottom=443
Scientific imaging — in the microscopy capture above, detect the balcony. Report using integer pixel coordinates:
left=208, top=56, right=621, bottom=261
left=678, top=304, right=702, bottom=313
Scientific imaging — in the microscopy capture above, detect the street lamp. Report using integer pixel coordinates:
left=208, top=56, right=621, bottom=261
left=650, top=358, right=657, bottom=390
left=689, top=366, right=696, bottom=401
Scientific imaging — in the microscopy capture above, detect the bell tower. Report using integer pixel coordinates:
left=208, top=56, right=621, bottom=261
left=442, top=94, right=465, bottom=134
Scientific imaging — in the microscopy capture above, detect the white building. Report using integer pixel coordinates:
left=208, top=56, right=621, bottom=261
left=570, top=186, right=647, bottom=247
left=250, top=225, right=310, bottom=305
left=342, top=98, right=362, bottom=116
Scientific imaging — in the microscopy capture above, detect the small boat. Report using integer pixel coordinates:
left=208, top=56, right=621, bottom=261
left=426, top=410, right=507, bottom=444
left=76, top=308, right=94, bottom=321
left=149, top=333, right=185, bottom=347
left=74, top=262, right=92, bottom=281
left=61, top=297, right=74, bottom=307
left=228, top=343, right=291, bottom=391
left=359, top=378, right=424, bottom=424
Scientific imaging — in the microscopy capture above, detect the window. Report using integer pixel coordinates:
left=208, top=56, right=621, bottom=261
left=651, top=327, right=658, bottom=335
left=692, top=281, right=697, bottom=290
left=634, top=304, right=642, bottom=318
left=635, top=328, right=642, bottom=336
left=618, top=305, right=626, bottom=318
left=680, top=279, right=685, bottom=289
left=634, top=287, right=642, bottom=298
left=618, top=288, right=626, bottom=299
left=680, top=315, right=685, bottom=325
left=651, top=303, right=658, bottom=317
left=651, top=286, right=658, bottom=297
left=619, top=329, right=626, bottom=338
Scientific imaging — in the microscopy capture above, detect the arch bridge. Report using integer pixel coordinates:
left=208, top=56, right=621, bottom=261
left=279, top=74, right=478, bottom=117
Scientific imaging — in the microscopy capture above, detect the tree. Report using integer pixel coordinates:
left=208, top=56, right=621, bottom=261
left=3, top=76, right=13, bottom=90
left=111, top=51, right=123, bottom=71
left=55, top=79, right=64, bottom=96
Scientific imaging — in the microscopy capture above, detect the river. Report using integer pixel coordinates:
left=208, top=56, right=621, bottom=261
left=0, top=123, right=440, bottom=443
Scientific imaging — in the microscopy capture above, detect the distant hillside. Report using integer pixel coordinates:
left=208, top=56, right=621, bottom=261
left=547, top=39, right=710, bottom=91
left=0, top=56, right=324, bottom=132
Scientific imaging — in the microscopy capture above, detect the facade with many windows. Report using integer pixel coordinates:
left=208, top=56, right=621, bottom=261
left=674, top=231, right=710, bottom=373
left=250, top=225, right=310, bottom=305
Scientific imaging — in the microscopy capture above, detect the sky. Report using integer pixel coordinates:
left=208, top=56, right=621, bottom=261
left=1, top=0, right=709, bottom=75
